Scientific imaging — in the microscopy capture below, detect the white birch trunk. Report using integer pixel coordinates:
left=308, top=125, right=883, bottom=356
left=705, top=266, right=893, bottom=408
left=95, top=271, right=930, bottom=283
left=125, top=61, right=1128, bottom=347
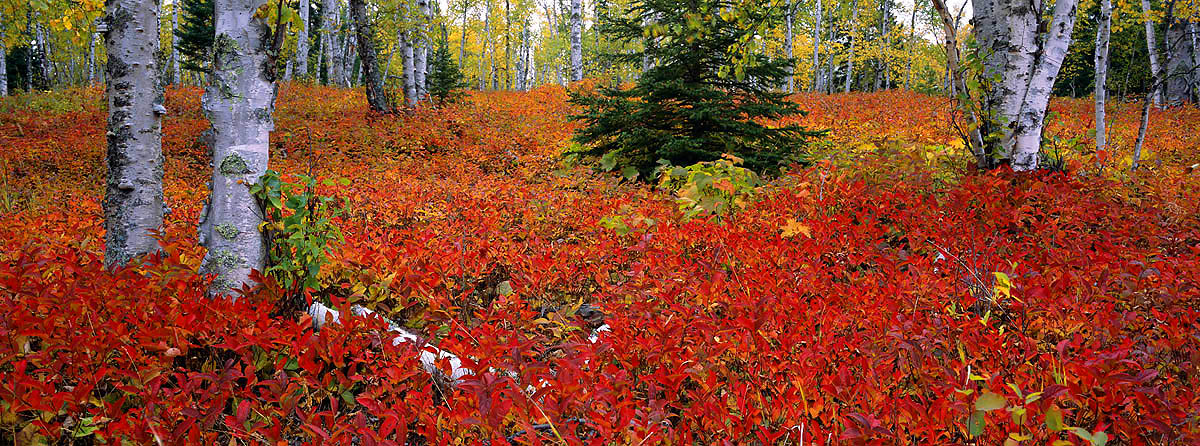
left=844, top=0, right=859, bottom=93
left=297, top=0, right=310, bottom=79
left=169, top=1, right=180, bottom=84
left=324, top=0, right=339, bottom=84
left=569, top=0, right=582, bottom=82
left=414, top=0, right=431, bottom=99
left=198, top=0, right=277, bottom=296
left=402, top=31, right=417, bottom=106
left=784, top=0, right=794, bottom=93
left=1008, top=0, right=1078, bottom=170
left=904, top=0, right=916, bottom=89
left=1094, top=0, right=1111, bottom=155
left=811, top=0, right=823, bottom=92
left=1140, top=0, right=1163, bottom=107
left=102, top=0, right=165, bottom=268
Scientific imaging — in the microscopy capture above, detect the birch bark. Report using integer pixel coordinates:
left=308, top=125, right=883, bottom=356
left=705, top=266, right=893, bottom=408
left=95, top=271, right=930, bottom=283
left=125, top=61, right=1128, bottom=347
left=324, top=0, right=339, bottom=84
left=1141, top=0, right=1163, bottom=106
left=297, top=0, right=310, bottom=79
left=844, top=0, right=859, bottom=93
left=785, top=0, right=794, bottom=93
left=1094, top=0, right=1111, bottom=155
left=198, top=0, right=277, bottom=296
left=812, top=0, right=822, bottom=92
left=569, top=0, right=582, bottom=81
left=402, top=30, right=417, bottom=106
left=102, top=0, right=165, bottom=268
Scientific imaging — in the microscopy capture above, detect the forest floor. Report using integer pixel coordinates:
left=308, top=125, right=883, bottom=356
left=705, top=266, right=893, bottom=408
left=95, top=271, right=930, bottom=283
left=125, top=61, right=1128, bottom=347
left=1, top=84, right=1199, bottom=445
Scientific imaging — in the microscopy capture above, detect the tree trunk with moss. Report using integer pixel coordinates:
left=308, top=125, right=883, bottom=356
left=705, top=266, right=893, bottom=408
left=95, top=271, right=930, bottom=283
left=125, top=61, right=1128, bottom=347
left=198, top=0, right=277, bottom=297
left=102, top=0, right=165, bottom=268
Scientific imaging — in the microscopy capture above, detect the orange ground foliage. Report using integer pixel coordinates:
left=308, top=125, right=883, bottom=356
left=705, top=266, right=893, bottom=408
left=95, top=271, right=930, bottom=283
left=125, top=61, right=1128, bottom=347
left=1, top=84, right=1198, bottom=445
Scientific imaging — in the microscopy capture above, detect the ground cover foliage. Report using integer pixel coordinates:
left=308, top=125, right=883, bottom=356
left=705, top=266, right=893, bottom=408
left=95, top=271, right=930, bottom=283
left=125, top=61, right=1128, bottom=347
left=1, top=84, right=1199, bottom=445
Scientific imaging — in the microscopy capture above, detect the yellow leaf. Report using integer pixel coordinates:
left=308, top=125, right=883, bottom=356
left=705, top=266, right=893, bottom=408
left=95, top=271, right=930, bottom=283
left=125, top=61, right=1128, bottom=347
left=781, top=219, right=811, bottom=238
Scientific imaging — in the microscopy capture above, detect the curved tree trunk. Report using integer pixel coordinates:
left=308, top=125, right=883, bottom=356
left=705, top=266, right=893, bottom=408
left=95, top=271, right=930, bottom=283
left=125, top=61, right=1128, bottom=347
left=350, top=0, right=390, bottom=112
left=102, top=0, right=165, bottom=268
left=198, top=0, right=277, bottom=297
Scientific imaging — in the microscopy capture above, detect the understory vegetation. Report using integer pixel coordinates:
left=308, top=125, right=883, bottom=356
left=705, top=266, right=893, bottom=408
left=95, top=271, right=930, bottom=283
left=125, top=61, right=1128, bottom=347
left=1, top=84, right=1199, bottom=445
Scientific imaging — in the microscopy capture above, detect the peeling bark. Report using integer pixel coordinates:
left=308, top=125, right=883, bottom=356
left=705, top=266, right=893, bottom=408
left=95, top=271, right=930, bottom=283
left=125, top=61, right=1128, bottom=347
left=324, top=0, right=341, bottom=85
left=199, top=0, right=277, bottom=297
left=402, top=29, right=417, bottom=106
left=102, top=0, right=165, bottom=268
left=414, top=0, right=431, bottom=99
left=970, top=0, right=1079, bottom=171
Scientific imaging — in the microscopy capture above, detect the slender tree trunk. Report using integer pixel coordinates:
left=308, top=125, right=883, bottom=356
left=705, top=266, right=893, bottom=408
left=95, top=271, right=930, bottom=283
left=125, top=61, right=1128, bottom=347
left=784, top=0, right=794, bottom=93
left=569, top=0, right=582, bottom=81
left=460, top=0, right=467, bottom=67
left=350, top=0, right=389, bottom=112
left=297, top=0, right=310, bottom=79
left=812, top=0, right=822, bottom=92
left=480, top=1, right=491, bottom=89
left=1132, top=93, right=1152, bottom=170
left=102, top=0, right=165, bottom=268
left=0, top=25, right=6, bottom=95
left=1094, top=0, right=1111, bottom=155
left=1141, top=0, right=1163, bottom=106
left=87, top=24, right=98, bottom=85
left=504, top=0, right=511, bottom=89
left=198, top=0, right=278, bottom=297
left=905, top=0, right=916, bottom=90
left=170, top=2, right=180, bottom=84
left=844, top=0, right=859, bottom=93
left=875, top=0, right=891, bottom=91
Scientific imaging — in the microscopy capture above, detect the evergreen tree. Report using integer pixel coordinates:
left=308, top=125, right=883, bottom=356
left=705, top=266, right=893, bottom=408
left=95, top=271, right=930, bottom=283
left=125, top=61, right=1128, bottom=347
left=569, top=0, right=822, bottom=177
left=175, top=0, right=214, bottom=73
left=426, top=31, right=469, bottom=105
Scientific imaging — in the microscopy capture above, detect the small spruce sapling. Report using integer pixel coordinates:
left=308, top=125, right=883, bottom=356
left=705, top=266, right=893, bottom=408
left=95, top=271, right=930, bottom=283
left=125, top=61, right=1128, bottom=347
left=426, top=28, right=469, bottom=105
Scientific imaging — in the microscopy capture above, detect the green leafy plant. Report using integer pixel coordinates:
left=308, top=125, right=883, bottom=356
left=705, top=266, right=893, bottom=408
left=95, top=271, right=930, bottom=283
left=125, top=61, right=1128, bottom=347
left=656, top=154, right=761, bottom=221
left=250, top=170, right=349, bottom=296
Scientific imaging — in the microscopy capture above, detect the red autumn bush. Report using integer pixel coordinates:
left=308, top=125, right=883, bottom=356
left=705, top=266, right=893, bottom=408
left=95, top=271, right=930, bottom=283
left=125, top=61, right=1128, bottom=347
left=1, top=84, right=1198, bottom=445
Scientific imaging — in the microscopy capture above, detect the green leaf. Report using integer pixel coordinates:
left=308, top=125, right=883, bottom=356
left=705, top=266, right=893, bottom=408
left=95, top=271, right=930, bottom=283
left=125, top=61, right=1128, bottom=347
left=497, top=281, right=514, bottom=296
left=975, top=392, right=1006, bottom=412
left=1045, top=406, right=1064, bottom=432
left=967, top=410, right=985, bottom=438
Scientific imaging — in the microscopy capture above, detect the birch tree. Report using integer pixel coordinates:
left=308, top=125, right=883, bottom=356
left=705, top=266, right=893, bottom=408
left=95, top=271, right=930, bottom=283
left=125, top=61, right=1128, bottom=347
left=844, top=0, right=860, bottom=93
left=1140, top=0, right=1163, bottom=106
left=324, top=0, right=340, bottom=84
left=414, top=0, right=431, bottom=98
left=101, top=0, right=165, bottom=268
left=350, top=0, right=390, bottom=112
left=970, top=0, right=1078, bottom=170
left=1094, top=0, right=1111, bottom=155
left=297, top=0, right=310, bottom=78
left=784, top=0, right=794, bottom=93
left=1, top=11, right=7, bottom=95
left=569, top=0, right=582, bottom=81
left=403, top=29, right=418, bottom=105
left=811, top=0, right=823, bottom=92
left=197, top=0, right=277, bottom=296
